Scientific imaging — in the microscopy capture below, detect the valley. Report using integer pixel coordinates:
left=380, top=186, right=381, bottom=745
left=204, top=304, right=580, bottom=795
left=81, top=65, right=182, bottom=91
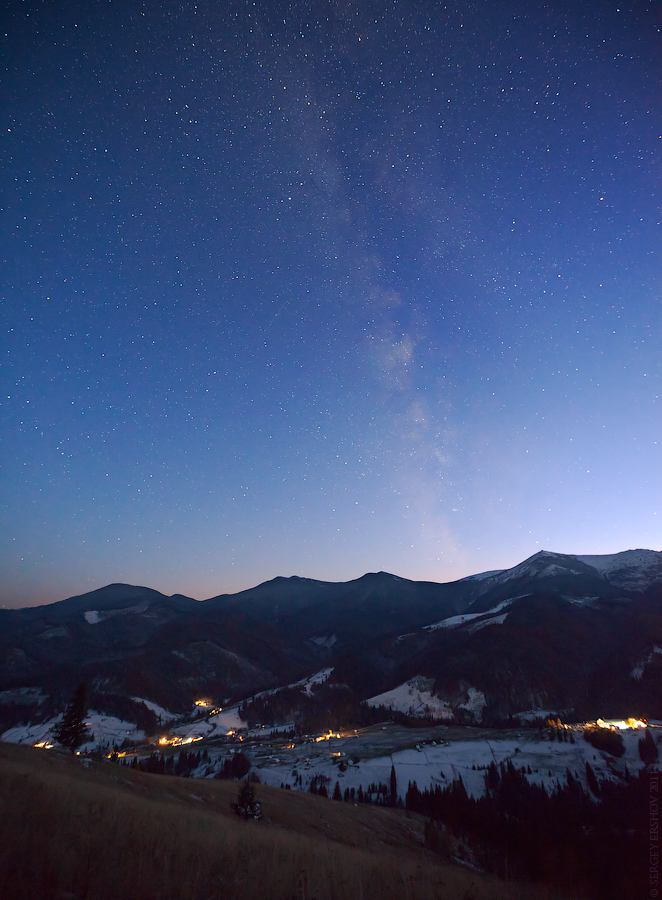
left=0, top=711, right=653, bottom=900
left=4, top=692, right=654, bottom=804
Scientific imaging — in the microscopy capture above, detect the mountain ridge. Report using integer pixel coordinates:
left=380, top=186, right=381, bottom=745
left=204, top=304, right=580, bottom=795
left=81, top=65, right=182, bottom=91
left=4, top=548, right=661, bottom=617
left=1, top=548, right=660, bottom=723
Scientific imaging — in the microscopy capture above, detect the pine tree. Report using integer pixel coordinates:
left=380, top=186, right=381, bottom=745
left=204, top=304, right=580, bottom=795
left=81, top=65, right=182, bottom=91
left=485, top=761, right=500, bottom=792
left=53, top=684, right=91, bottom=753
left=585, top=761, right=600, bottom=796
left=406, top=780, right=420, bottom=809
left=231, top=780, right=262, bottom=820
left=332, top=781, right=342, bottom=801
left=389, top=763, right=397, bottom=806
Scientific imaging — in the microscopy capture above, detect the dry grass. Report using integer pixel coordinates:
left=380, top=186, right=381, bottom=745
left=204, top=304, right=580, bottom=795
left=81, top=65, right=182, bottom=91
left=0, top=741, right=572, bottom=900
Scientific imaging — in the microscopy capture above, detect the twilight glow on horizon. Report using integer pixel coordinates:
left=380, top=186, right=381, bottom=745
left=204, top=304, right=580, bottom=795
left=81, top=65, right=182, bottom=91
left=2, top=0, right=660, bottom=609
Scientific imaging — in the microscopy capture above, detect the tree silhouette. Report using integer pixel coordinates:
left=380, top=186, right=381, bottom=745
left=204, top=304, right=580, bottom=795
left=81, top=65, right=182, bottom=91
left=583, top=725, right=624, bottom=757
left=638, top=728, right=658, bottom=765
left=231, top=780, right=262, bottom=820
left=53, top=684, right=91, bottom=753
left=215, top=751, right=251, bottom=780
left=585, top=761, right=601, bottom=796
left=389, top=763, right=397, bottom=806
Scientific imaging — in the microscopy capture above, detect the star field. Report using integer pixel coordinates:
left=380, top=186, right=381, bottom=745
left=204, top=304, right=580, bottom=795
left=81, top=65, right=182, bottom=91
left=2, top=0, right=660, bottom=607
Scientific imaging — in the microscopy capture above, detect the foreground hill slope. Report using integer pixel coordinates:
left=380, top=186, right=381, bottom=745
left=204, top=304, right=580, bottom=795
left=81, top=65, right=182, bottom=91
left=0, top=741, right=560, bottom=900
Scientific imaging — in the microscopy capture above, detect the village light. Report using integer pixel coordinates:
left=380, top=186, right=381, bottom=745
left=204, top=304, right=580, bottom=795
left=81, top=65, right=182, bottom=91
left=595, top=717, right=647, bottom=730
left=157, top=734, right=203, bottom=746
left=614, top=718, right=647, bottom=730
left=314, top=730, right=342, bottom=742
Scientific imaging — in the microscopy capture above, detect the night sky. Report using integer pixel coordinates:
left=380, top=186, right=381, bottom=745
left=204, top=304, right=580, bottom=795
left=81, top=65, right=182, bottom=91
left=2, top=0, right=660, bottom=608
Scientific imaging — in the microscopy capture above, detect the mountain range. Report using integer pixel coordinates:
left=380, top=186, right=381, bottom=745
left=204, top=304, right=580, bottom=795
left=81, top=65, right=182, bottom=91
left=1, top=549, right=661, bottom=726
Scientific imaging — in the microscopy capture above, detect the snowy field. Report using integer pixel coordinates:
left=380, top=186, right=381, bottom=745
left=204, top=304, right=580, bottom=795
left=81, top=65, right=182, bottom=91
left=250, top=726, right=658, bottom=801
left=0, top=701, right=251, bottom=748
left=131, top=697, right=179, bottom=722
left=366, top=678, right=486, bottom=722
left=2, top=712, right=145, bottom=751
left=171, top=706, right=248, bottom=739
left=367, top=677, right=454, bottom=719
left=1, top=707, right=657, bottom=807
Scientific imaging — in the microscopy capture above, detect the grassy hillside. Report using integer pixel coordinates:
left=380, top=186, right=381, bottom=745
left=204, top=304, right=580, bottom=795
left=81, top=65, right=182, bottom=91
left=0, top=742, right=571, bottom=900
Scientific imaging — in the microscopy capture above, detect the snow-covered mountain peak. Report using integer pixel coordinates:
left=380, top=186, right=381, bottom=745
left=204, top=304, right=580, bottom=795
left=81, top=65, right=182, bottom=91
left=576, top=549, right=662, bottom=590
left=488, top=548, right=662, bottom=592
left=497, top=550, right=589, bottom=582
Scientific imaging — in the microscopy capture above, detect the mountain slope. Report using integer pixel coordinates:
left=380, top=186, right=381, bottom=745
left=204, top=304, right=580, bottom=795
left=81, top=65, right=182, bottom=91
left=206, top=571, right=477, bottom=647
left=454, top=550, right=661, bottom=614
left=336, top=550, right=662, bottom=721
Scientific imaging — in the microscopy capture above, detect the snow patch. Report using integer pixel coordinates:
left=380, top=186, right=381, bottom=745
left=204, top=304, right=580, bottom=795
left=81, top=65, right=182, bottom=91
left=309, top=635, right=338, bottom=649
left=249, top=668, right=335, bottom=704
left=631, top=646, right=662, bottom=681
left=293, top=667, right=334, bottom=695
left=562, top=596, right=601, bottom=607
left=83, top=712, right=146, bottom=748
left=40, top=626, right=69, bottom=639
left=458, top=688, right=487, bottom=723
left=131, top=697, right=178, bottom=721
left=367, top=677, right=454, bottom=719
left=82, top=600, right=151, bottom=626
left=1, top=711, right=145, bottom=750
left=425, top=598, right=514, bottom=631
left=173, top=706, right=247, bottom=739
left=464, top=612, right=508, bottom=633
left=1, top=720, right=56, bottom=746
